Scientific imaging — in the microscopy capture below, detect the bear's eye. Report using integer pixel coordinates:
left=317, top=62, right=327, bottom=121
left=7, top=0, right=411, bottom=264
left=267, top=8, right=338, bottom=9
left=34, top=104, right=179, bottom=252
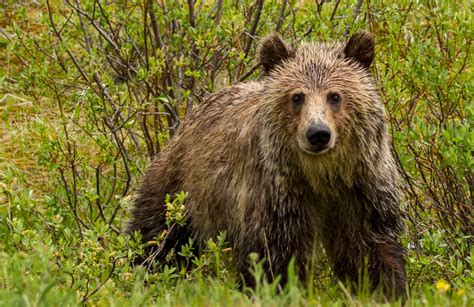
left=328, top=92, right=341, bottom=105
left=292, top=93, right=305, bottom=106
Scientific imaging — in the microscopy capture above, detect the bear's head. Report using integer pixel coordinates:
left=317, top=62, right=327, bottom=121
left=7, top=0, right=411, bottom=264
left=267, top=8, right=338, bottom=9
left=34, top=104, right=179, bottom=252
left=258, top=32, right=385, bottom=161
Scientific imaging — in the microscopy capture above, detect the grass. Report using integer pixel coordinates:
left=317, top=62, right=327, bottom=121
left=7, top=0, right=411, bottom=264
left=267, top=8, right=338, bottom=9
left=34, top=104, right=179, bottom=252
left=0, top=0, right=472, bottom=306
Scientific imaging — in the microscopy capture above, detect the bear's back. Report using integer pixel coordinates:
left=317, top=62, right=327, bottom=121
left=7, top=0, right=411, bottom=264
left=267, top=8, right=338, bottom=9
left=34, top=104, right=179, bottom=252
left=183, top=81, right=263, bottom=130
left=168, top=81, right=267, bottom=239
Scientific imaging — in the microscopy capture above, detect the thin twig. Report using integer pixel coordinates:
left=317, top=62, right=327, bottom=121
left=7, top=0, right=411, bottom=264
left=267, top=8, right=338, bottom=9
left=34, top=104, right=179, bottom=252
left=344, top=0, right=363, bottom=36
left=239, top=63, right=261, bottom=82
left=81, top=257, right=121, bottom=303
left=275, top=0, right=288, bottom=32
left=95, top=167, right=106, bottom=222
left=243, top=0, right=264, bottom=58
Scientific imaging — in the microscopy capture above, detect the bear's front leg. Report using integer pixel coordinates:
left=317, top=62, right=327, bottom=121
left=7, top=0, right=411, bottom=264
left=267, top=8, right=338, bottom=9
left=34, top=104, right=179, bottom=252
left=366, top=237, right=406, bottom=299
left=328, top=235, right=406, bottom=299
left=235, top=225, right=312, bottom=291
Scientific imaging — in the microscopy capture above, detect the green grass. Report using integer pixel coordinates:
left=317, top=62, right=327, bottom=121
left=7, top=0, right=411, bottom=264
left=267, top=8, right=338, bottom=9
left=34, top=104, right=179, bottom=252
left=0, top=0, right=472, bottom=305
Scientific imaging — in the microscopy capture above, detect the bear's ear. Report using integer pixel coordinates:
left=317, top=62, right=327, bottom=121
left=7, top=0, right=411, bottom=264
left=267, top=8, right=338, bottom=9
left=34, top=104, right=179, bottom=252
left=344, top=31, right=375, bottom=68
left=258, top=33, right=293, bottom=74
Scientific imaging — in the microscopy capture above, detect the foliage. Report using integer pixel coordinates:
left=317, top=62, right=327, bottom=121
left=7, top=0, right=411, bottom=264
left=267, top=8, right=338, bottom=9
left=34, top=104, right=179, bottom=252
left=0, top=0, right=472, bottom=305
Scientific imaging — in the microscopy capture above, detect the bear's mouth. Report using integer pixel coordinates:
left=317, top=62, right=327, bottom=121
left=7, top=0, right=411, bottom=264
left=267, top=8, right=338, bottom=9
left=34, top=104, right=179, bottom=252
left=302, top=146, right=332, bottom=155
left=297, top=140, right=334, bottom=156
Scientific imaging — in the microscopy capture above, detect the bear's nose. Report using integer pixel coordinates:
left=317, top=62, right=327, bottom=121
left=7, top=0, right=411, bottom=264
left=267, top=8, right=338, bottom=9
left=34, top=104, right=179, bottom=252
left=306, top=125, right=331, bottom=147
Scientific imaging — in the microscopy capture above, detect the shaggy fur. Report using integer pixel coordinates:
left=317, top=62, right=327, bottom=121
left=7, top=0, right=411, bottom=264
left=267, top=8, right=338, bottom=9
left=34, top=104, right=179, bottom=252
left=128, top=31, right=406, bottom=298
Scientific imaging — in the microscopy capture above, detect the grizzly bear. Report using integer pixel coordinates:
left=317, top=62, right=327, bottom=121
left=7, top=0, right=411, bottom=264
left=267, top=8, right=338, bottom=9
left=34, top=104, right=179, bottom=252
left=128, top=31, right=406, bottom=298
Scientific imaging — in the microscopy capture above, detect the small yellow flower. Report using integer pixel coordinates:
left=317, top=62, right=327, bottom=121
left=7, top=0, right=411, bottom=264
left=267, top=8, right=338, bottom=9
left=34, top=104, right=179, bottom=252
left=435, top=279, right=451, bottom=293
left=457, top=288, right=465, bottom=296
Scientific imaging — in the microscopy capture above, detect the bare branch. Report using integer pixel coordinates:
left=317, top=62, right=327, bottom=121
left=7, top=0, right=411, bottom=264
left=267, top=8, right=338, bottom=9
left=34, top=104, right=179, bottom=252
left=243, top=0, right=264, bottom=58
left=275, top=0, right=288, bottom=32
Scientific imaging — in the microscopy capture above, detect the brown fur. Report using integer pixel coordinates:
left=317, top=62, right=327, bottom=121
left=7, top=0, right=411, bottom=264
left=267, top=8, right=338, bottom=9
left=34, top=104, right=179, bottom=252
left=128, top=31, right=406, bottom=298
